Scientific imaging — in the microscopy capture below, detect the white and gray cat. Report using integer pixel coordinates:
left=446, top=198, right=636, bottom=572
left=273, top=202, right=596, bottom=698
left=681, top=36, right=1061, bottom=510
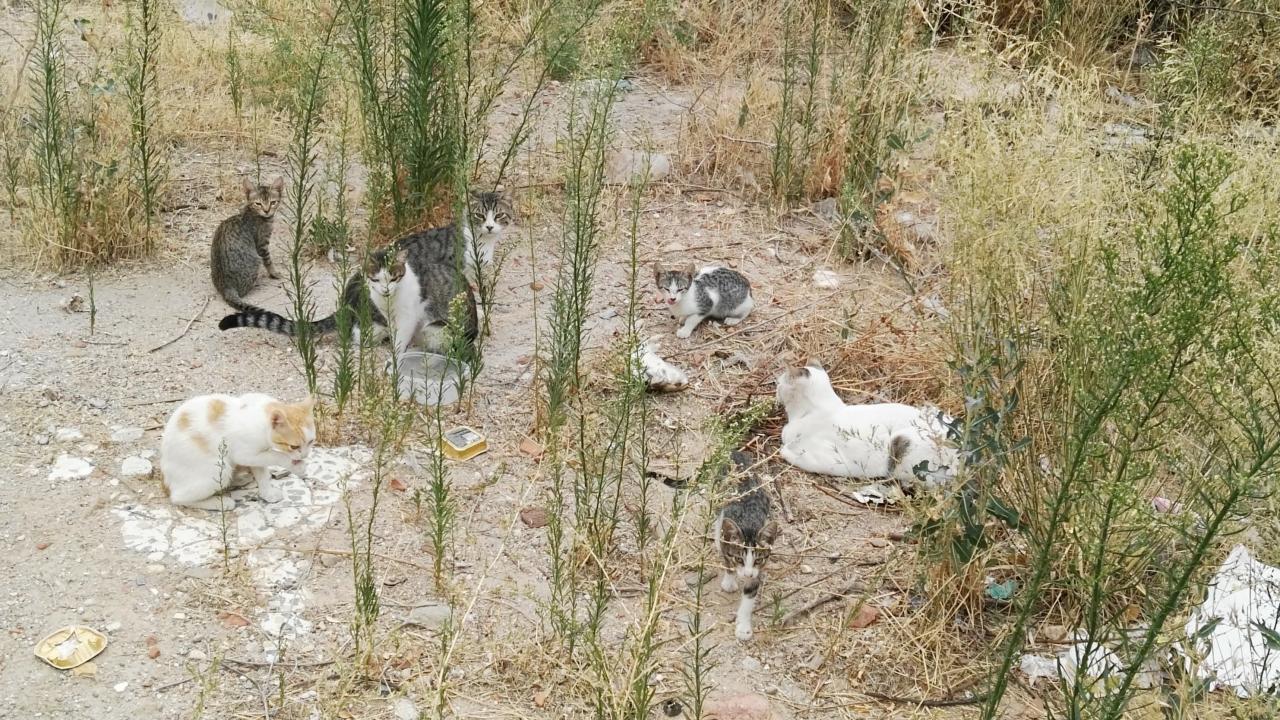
left=776, top=361, right=958, bottom=490
left=220, top=191, right=514, bottom=360
left=654, top=263, right=754, bottom=339
left=715, top=450, right=779, bottom=642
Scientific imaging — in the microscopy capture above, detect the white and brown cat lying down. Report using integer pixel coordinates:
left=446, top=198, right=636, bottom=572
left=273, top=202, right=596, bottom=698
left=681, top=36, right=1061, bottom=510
left=776, top=363, right=958, bottom=490
left=160, top=393, right=315, bottom=510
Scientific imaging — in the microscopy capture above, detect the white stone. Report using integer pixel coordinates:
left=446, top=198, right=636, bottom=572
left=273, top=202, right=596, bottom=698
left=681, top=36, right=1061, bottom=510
left=812, top=269, right=841, bottom=290
left=55, top=428, right=84, bottom=442
left=393, top=697, right=420, bottom=720
left=111, top=427, right=145, bottom=443
left=405, top=602, right=452, bottom=629
left=49, top=454, right=93, bottom=481
left=121, top=456, right=153, bottom=477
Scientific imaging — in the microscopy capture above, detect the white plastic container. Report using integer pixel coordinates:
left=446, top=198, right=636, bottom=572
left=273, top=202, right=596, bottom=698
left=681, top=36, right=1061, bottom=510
left=387, top=351, right=461, bottom=406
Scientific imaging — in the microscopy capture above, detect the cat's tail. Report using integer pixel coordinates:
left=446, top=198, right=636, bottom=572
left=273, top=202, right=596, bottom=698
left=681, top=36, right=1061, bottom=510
left=219, top=307, right=338, bottom=336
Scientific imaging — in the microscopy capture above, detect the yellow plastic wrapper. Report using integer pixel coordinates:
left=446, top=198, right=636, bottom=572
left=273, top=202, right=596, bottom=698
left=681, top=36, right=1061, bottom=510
left=441, top=426, right=487, bottom=461
left=35, top=626, right=109, bottom=670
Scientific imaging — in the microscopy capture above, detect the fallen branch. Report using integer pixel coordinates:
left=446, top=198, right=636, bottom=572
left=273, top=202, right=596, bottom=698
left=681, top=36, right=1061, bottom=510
left=149, top=296, right=212, bottom=353
left=780, top=578, right=869, bottom=626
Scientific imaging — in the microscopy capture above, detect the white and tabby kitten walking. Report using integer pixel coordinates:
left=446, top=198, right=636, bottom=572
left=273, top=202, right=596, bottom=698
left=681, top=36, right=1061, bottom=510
left=776, top=362, right=958, bottom=489
left=160, top=393, right=315, bottom=510
left=654, top=263, right=754, bottom=339
left=715, top=451, right=779, bottom=642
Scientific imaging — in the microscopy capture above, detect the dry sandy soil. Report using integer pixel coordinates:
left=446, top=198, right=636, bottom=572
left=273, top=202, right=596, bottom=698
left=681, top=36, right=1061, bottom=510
left=0, top=5, right=1004, bottom=720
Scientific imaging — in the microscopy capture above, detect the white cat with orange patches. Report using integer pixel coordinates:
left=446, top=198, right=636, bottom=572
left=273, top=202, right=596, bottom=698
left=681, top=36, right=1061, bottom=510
left=160, top=393, right=316, bottom=510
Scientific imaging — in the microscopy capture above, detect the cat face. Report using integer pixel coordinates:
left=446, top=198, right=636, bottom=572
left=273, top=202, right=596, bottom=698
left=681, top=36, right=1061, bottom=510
left=243, top=176, right=284, bottom=219
left=268, top=396, right=316, bottom=469
left=720, top=516, right=780, bottom=586
left=467, top=191, right=516, bottom=242
left=775, top=361, right=831, bottom=409
left=653, top=263, right=695, bottom=307
left=366, top=249, right=408, bottom=298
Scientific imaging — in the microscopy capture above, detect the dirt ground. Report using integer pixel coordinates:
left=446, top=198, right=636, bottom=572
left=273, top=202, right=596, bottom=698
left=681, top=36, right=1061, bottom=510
left=0, top=6, right=1007, bottom=720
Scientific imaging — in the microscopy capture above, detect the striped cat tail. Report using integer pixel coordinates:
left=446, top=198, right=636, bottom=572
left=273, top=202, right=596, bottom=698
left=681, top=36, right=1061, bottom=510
left=218, top=307, right=339, bottom=335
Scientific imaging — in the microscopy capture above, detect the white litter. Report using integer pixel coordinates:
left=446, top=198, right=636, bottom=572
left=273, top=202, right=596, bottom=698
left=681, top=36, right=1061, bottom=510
left=635, top=339, right=688, bottom=392
left=1184, top=544, right=1280, bottom=697
left=849, top=482, right=904, bottom=506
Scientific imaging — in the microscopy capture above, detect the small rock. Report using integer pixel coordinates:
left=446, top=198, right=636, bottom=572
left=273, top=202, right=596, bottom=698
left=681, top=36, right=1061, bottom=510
left=34, top=434, right=50, bottom=445
left=1041, top=624, right=1070, bottom=643
left=217, top=611, right=251, bottom=628
left=147, top=646, right=160, bottom=660
left=113, top=682, right=128, bottom=693
left=393, top=697, right=420, bottom=720
left=519, top=437, right=544, bottom=460
left=804, top=652, right=824, bottom=671
left=70, top=339, right=88, bottom=349
left=529, top=281, right=544, bottom=292
left=87, top=398, right=107, bottom=410
left=120, top=456, right=153, bottom=477
left=704, top=692, right=770, bottom=720
left=104, top=621, right=122, bottom=632
left=605, top=149, right=672, bottom=185
left=848, top=604, right=880, bottom=629
left=145, top=635, right=158, bottom=647
left=661, top=698, right=683, bottom=716
left=812, top=269, right=840, bottom=290
left=763, top=685, right=779, bottom=696
left=741, top=657, right=763, bottom=672
left=799, top=564, right=814, bottom=574
left=532, top=687, right=550, bottom=708
left=811, top=197, right=840, bottom=222
left=187, top=649, right=207, bottom=662
left=110, top=427, right=145, bottom=443
left=519, top=507, right=549, bottom=529
left=55, top=428, right=84, bottom=442
left=36, top=542, right=50, bottom=550
left=49, top=454, right=93, bottom=481
left=388, top=476, right=408, bottom=492
left=60, top=294, right=85, bottom=313
left=685, top=571, right=711, bottom=589
left=405, top=602, right=452, bottom=629
left=870, top=538, right=889, bottom=548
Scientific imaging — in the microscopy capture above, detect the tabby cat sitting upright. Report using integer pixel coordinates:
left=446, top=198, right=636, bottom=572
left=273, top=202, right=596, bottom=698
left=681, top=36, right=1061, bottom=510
left=160, top=392, right=315, bottom=511
left=211, top=176, right=284, bottom=311
left=219, top=191, right=513, bottom=359
left=715, top=450, right=779, bottom=642
left=775, top=362, right=958, bottom=490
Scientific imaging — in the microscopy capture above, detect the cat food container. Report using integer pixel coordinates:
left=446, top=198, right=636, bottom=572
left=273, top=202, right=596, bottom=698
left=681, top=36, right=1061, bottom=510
left=387, top=351, right=461, bottom=406
left=441, top=426, right=487, bottom=461
left=35, top=625, right=109, bottom=670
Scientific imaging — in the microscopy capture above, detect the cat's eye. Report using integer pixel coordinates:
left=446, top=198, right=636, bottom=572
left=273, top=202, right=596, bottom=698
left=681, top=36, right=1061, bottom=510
left=496, top=213, right=510, bottom=222
left=288, top=444, right=300, bottom=451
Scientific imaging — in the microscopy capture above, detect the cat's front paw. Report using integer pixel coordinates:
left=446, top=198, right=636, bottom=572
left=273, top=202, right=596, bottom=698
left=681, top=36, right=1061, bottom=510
left=720, top=575, right=739, bottom=593
left=735, top=624, right=753, bottom=642
left=675, top=327, right=693, bottom=339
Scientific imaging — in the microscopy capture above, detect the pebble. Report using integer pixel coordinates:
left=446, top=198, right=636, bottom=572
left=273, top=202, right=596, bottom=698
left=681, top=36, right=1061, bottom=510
left=392, top=697, right=420, bottom=720
left=87, top=398, right=107, bottom=410
left=812, top=269, right=841, bottom=290
left=147, top=646, right=160, bottom=660
left=405, top=602, right=452, bottom=629
left=870, top=538, right=889, bottom=548
left=187, top=649, right=208, bottom=662
left=741, top=657, right=763, bottom=672
left=110, top=427, right=145, bottom=443
left=113, top=682, right=128, bottom=693
left=34, top=434, right=50, bottom=445
left=48, top=455, right=94, bottom=481
left=704, top=692, right=770, bottom=720
left=120, top=456, right=153, bottom=477
left=605, top=149, right=672, bottom=185
left=55, top=428, right=84, bottom=442
left=104, top=621, right=122, bottom=632
left=799, top=564, right=814, bottom=574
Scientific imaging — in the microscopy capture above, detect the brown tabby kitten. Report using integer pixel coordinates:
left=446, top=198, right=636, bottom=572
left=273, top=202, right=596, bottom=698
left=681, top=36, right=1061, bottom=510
left=211, top=176, right=284, bottom=311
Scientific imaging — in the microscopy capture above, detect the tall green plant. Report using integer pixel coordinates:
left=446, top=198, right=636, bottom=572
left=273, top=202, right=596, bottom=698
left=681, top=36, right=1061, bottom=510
left=125, top=0, right=165, bottom=250
left=30, top=0, right=79, bottom=261
left=976, top=145, right=1280, bottom=718
left=283, top=5, right=342, bottom=393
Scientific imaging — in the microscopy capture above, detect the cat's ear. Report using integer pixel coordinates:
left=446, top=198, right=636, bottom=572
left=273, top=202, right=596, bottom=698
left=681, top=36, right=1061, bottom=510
left=760, top=519, right=781, bottom=544
left=683, top=263, right=696, bottom=277
left=720, top=517, right=743, bottom=544
left=241, top=176, right=254, bottom=198
left=299, top=396, right=316, bottom=411
left=270, top=175, right=285, bottom=194
left=652, top=262, right=663, bottom=283
left=804, top=358, right=825, bottom=372
left=270, top=408, right=286, bottom=428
